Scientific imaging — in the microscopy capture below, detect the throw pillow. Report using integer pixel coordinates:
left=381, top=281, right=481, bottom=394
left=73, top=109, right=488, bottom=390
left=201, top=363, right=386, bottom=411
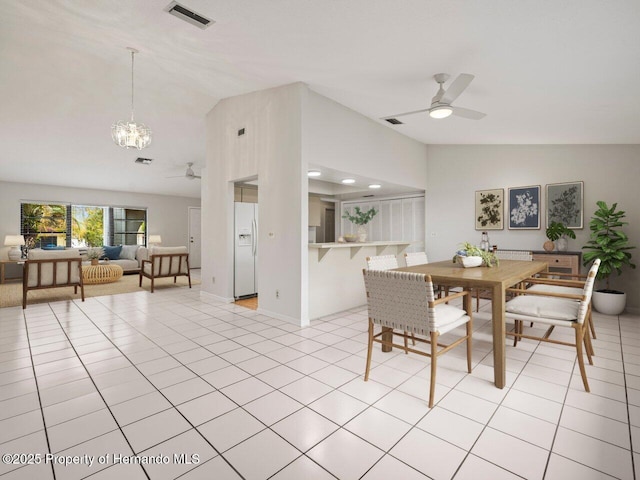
left=120, top=245, right=138, bottom=260
left=102, top=245, right=122, bottom=261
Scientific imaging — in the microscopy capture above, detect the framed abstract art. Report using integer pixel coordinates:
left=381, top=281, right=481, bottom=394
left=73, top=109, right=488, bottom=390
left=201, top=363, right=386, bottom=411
left=475, top=189, right=504, bottom=230
left=508, top=185, right=541, bottom=229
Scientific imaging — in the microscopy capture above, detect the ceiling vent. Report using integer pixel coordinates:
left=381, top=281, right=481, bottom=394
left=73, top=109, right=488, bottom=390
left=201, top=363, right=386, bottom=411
left=135, top=157, right=153, bottom=165
left=165, top=1, right=214, bottom=29
left=385, top=118, right=403, bottom=125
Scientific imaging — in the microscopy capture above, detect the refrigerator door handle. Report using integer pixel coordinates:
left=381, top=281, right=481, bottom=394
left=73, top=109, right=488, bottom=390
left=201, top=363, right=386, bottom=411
left=252, top=218, right=257, bottom=257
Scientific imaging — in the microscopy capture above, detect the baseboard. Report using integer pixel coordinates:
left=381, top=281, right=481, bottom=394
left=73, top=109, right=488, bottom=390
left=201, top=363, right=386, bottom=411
left=257, top=307, right=308, bottom=327
left=625, top=306, right=640, bottom=315
left=199, top=290, right=234, bottom=304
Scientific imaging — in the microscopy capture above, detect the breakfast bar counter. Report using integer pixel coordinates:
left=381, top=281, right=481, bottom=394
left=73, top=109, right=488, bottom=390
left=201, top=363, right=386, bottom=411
left=308, top=241, right=411, bottom=320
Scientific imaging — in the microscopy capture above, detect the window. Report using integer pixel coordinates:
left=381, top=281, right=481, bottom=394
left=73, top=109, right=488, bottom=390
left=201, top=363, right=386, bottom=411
left=21, top=202, right=69, bottom=248
left=72, top=205, right=106, bottom=247
left=21, top=202, right=148, bottom=248
left=110, top=208, right=146, bottom=246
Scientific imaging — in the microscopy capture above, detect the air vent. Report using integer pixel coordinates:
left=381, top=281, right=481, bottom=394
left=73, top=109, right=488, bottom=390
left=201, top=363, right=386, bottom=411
left=362, top=194, right=375, bottom=198
left=135, top=157, right=153, bottom=165
left=238, top=128, right=245, bottom=136
left=165, top=1, right=214, bottom=29
left=385, top=118, right=403, bottom=125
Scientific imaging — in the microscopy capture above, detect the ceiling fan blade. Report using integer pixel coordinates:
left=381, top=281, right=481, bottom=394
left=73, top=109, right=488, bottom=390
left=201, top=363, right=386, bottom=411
left=381, top=108, right=431, bottom=120
left=442, top=73, right=474, bottom=104
left=451, top=106, right=486, bottom=120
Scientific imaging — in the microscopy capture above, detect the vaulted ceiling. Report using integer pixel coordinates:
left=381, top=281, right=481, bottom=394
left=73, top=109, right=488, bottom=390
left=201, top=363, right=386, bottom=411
left=1, top=1, right=638, bottom=198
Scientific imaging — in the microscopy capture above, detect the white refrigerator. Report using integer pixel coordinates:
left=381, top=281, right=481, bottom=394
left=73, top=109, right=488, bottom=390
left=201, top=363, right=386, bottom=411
left=234, top=202, right=258, bottom=298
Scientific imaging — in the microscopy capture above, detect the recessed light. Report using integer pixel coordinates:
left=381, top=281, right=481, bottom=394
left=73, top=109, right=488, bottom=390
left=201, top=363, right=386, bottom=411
left=368, top=184, right=382, bottom=189
left=307, top=170, right=321, bottom=177
left=341, top=178, right=355, bottom=184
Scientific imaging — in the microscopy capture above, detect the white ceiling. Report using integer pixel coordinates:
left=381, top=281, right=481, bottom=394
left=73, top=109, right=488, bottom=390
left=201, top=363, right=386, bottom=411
left=1, top=1, right=639, bottom=199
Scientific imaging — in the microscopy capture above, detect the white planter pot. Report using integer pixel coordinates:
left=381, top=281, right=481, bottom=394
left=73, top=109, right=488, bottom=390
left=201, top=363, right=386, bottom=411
left=592, top=290, right=626, bottom=315
left=555, top=237, right=568, bottom=252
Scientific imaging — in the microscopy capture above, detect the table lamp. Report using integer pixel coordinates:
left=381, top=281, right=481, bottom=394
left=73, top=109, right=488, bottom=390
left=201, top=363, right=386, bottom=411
left=148, top=235, right=162, bottom=246
left=4, top=235, right=25, bottom=261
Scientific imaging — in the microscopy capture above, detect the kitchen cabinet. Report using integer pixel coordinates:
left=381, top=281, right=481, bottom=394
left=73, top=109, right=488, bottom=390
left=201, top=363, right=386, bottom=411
left=309, top=197, right=322, bottom=226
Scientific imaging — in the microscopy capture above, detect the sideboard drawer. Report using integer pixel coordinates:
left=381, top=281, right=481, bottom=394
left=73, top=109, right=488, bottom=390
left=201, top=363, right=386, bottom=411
left=532, top=252, right=581, bottom=275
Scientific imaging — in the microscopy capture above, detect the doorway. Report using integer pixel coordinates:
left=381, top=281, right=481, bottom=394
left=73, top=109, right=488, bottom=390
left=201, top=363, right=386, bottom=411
left=325, top=208, right=335, bottom=242
left=188, top=207, right=201, bottom=268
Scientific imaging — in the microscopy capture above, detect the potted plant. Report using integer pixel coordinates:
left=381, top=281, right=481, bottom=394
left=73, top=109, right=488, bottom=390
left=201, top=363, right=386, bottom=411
left=86, top=247, right=104, bottom=266
left=342, top=206, right=377, bottom=242
left=453, top=242, right=499, bottom=268
left=544, top=221, right=576, bottom=252
left=582, top=201, right=636, bottom=315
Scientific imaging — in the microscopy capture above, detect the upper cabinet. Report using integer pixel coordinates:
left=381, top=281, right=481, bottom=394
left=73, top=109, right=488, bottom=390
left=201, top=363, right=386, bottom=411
left=309, top=196, right=322, bottom=226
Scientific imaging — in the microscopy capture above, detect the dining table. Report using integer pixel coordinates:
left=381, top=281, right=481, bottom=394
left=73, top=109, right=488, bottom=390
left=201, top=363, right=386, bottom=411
left=394, top=259, right=548, bottom=389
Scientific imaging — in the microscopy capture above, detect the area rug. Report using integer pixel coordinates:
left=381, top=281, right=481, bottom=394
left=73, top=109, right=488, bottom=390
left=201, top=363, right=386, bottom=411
left=0, top=274, right=200, bottom=308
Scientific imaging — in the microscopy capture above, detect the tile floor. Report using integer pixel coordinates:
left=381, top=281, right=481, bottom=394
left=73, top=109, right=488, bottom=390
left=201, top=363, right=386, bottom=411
left=1, top=278, right=639, bottom=479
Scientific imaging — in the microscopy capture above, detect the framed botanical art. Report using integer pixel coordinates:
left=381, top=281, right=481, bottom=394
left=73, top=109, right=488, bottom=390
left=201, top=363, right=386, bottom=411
left=475, top=189, right=504, bottom=230
left=508, top=185, right=541, bottom=229
left=546, top=181, right=584, bottom=229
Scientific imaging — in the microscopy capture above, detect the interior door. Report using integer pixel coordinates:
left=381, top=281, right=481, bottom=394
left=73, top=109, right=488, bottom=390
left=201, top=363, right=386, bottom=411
left=188, top=207, right=201, bottom=268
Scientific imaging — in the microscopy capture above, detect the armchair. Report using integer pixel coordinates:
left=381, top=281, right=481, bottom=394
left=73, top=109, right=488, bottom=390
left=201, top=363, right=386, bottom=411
left=23, top=250, right=84, bottom=309
left=139, top=246, right=191, bottom=293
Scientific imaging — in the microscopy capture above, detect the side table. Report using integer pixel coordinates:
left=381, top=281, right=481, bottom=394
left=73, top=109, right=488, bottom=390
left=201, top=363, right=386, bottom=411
left=0, top=260, right=24, bottom=284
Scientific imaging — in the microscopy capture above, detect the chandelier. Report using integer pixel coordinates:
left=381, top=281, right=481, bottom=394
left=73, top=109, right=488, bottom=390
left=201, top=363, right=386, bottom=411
left=111, top=48, right=152, bottom=150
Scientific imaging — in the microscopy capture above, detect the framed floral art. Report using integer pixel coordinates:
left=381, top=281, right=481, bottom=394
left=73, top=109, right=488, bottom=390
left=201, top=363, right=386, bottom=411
left=475, top=189, right=504, bottom=230
left=546, top=181, right=584, bottom=229
left=508, top=185, right=541, bottom=229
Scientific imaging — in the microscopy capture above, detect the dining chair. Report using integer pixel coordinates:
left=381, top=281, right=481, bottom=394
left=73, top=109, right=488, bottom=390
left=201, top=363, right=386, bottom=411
left=404, top=251, right=428, bottom=267
left=504, top=259, right=600, bottom=392
left=525, top=269, right=597, bottom=341
left=363, top=269, right=473, bottom=407
left=366, top=255, right=398, bottom=270
left=473, top=250, right=533, bottom=312
left=366, top=255, right=417, bottom=346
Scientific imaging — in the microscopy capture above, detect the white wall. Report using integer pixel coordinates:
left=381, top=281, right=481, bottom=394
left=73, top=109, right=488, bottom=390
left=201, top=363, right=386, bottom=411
left=303, top=90, right=427, bottom=189
left=202, top=83, right=306, bottom=323
left=202, top=83, right=428, bottom=325
left=0, top=180, right=200, bottom=260
left=425, top=145, right=640, bottom=312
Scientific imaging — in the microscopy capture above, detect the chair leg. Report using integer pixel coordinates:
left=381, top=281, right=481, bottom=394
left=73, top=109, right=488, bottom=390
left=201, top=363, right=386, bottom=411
left=584, top=324, right=594, bottom=363
left=513, top=320, right=520, bottom=347
left=588, top=307, right=597, bottom=339
left=139, top=272, right=143, bottom=287
left=403, top=331, right=409, bottom=354
left=429, top=331, right=439, bottom=408
left=364, top=321, right=374, bottom=381
left=466, top=319, right=473, bottom=373
left=475, top=289, right=480, bottom=312
left=574, top=325, right=590, bottom=392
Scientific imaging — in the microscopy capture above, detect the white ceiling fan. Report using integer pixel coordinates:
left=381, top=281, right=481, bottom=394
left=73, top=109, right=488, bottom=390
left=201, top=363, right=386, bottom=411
left=167, top=162, right=201, bottom=180
left=383, top=73, right=486, bottom=123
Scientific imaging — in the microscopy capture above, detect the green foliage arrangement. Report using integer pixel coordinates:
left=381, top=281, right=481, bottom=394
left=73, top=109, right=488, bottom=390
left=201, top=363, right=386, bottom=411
left=453, top=242, right=499, bottom=267
left=545, top=221, right=576, bottom=242
left=582, top=201, right=635, bottom=289
left=342, top=206, right=378, bottom=226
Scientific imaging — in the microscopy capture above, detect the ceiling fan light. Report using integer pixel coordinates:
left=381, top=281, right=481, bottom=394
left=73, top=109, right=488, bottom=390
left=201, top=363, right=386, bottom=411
left=429, top=106, right=453, bottom=119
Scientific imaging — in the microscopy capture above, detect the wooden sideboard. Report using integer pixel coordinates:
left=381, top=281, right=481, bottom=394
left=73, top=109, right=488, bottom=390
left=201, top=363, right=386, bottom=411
left=531, top=250, right=582, bottom=275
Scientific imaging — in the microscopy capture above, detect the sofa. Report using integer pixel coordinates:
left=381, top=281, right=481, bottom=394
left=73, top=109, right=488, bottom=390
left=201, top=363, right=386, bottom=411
left=29, top=245, right=148, bottom=273
left=87, top=245, right=148, bottom=273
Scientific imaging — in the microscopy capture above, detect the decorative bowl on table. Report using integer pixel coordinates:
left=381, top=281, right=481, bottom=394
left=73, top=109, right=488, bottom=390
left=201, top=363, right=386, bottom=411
left=343, top=234, right=358, bottom=243
left=459, top=255, right=483, bottom=268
